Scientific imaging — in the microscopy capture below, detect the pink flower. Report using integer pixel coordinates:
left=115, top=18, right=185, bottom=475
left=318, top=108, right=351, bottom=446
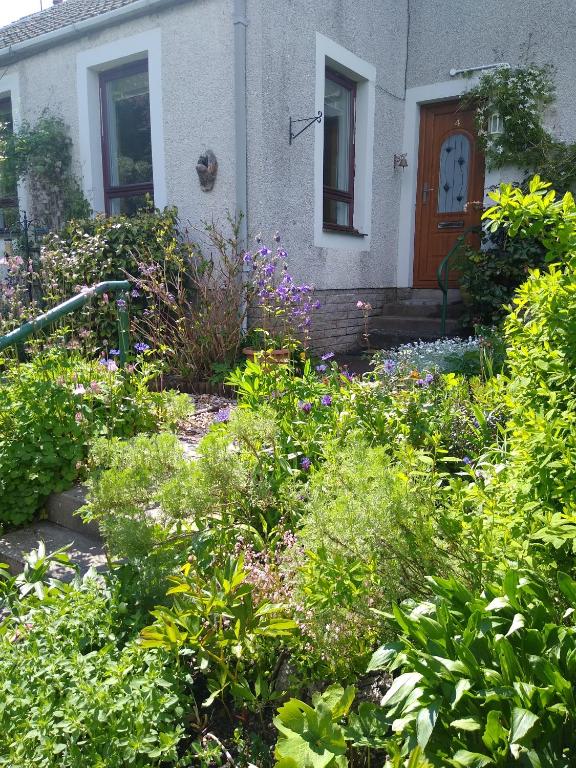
left=73, top=384, right=86, bottom=395
left=74, top=412, right=84, bottom=423
left=89, top=381, right=101, bottom=393
left=106, top=360, right=118, bottom=372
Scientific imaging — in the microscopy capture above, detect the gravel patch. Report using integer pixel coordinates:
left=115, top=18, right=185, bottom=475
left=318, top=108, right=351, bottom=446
left=178, top=393, right=235, bottom=457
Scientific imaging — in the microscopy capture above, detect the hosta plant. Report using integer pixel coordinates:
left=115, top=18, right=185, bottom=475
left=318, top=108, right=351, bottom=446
left=369, top=568, right=576, bottom=767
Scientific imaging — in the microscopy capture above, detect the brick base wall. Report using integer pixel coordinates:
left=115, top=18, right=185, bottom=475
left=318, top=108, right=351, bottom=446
left=308, top=288, right=397, bottom=354
left=248, top=287, right=398, bottom=355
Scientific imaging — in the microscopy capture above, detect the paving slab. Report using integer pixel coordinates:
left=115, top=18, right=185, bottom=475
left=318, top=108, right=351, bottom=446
left=0, top=521, right=107, bottom=578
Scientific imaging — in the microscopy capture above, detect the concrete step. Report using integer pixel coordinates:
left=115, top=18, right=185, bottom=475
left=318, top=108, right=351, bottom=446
left=370, top=315, right=462, bottom=336
left=0, top=520, right=107, bottom=577
left=397, top=288, right=462, bottom=304
left=380, top=301, right=464, bottom=319
left=47, top=485, right=100, bottom=540
left=368, top=315, right=465, bottom=349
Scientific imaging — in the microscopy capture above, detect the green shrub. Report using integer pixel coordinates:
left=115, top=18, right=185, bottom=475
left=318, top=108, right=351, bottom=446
left=0, top=351, right=190, bottom=526
left=39, top=207, right=184, bottom=348
left=368, top=567, right=576, bottom=767
left=0, top=570, right=191, bottom=767
left=459, top=232, right=547, bottom=326
left=502, top=259, right=576, bottom=519
left=284, top=439, right=459, bottom=677
left=141, top=553, right=297, bottom=708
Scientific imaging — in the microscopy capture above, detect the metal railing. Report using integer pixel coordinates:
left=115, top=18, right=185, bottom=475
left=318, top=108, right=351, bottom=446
left=437, top=225, right=481, bottom=336
left=0, top=281, right=131, bottom=363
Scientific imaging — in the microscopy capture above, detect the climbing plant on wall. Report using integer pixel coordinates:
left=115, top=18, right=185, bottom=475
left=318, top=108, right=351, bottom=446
left=462, top=64, right=576, bottom=193
left=0, top=112, right=90, bottom=230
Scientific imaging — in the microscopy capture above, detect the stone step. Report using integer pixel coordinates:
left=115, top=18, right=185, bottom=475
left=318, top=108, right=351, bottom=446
left=47, top=485, right=99, bottom=539
left=0, top=520, right=107, bottom=577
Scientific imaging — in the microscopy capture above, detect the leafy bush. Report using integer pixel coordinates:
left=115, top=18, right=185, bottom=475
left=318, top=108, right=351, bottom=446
left=502, top=259, right=576, bottom=518
left=458, top=232, right=547, bottom=326
left=38, top=207, right=183, bottom=346
left=482, top=177, right=576, bottom=520
left=141, top=554, right=297, bottom=708
left=0, top=568, right=191, bottom=767
left=0, top=351, right=190, bottom=526
left=368, top=568, right=576, bottom=767
left=0, top=113, right=90, bottom=229
left=284, top=440, right=457, bottom=677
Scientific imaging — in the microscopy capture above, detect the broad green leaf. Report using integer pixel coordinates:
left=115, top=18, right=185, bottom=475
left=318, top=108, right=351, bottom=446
left=557, top=572, right=576, bottom=606
left=509, top=708, right=539, bottom=745
left=416, top=700, right=439, bottom=748
left=367, top=643, right=404, bottom=672
left=482, top=710, right=508, bottom=752
left=450, top=678, right=472, bottom=709
left=451, top=750, right=494, bottom=767
left=450, top=718, right=482, bottom=732
left=381, top=673, right=423, bottom=709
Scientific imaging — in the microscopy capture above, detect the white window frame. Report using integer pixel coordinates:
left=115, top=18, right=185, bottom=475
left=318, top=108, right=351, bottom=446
left=314, top=33, right=376, bottom=251
left=0, top=73, right=27, bottom=215
left=76, top=29, right=166, bottom=214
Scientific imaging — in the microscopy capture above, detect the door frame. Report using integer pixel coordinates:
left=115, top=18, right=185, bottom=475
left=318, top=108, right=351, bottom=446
left=396, top=78, right=487, bottom=289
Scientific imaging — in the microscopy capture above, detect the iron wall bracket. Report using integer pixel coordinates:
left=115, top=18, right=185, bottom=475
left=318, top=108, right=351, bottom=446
left=289, top=111, right=322, bottom=145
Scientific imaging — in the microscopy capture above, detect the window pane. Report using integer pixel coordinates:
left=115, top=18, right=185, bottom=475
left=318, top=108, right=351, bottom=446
left=438, top=132, right=471, bottom=213
left=323, top=76, right=352, bottom=192
left=109, top=194, right=152, bottom=217
left=104, top=70, right=153, bottom=187
left=323, top=198, right=350, bottom=227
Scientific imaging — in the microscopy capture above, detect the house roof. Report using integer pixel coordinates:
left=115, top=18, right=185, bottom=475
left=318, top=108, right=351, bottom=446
left=0, top=0, right=142, bottom=49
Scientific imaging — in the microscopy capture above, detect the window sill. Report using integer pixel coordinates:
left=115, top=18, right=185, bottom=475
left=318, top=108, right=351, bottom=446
left=322, top=224, right=367, bottom=237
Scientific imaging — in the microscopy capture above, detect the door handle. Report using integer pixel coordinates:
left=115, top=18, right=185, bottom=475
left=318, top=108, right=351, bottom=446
left=422, top=183, right=434, bottom=204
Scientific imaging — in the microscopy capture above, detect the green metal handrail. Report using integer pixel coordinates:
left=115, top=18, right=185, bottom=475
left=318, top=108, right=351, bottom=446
left=437, top=225, right=482, bottom=336
left=0, top=280, right=131, bottom=363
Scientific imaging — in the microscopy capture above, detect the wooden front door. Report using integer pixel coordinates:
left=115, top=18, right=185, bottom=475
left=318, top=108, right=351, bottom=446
left=413, top=100, right=485, bottom=288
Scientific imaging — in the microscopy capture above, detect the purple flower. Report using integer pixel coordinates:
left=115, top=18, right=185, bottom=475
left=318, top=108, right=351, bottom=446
left=316, top=364, right=327, bottom=373
left=299, top=401, right=312, bottom=413
left=321, top=394, right=333, bottom=406
left=213, top=406, right=231, bottom=423
left=259, top=247, right=271, bottom=257
left=134, top=342, right=150, bottom=353
left=463, top=456, right=473, bottom=465
left=109, top=349, right=120, bottom=357
left=341, top=370, right=355, bottom=382
left=243, top=251, right=253, bottom=264
left=416, top=373, right=434, bottom=388
left=99, top=358, right=109, bottom=366
left=130, top=289, right=140, bottom=298
left=300, top=457, right=311, bottom=471
left=116, top=298, right=127, bottom=310
left=321, top=352, right=335, bottom=361
left=382, top=359, right=397, bottom=375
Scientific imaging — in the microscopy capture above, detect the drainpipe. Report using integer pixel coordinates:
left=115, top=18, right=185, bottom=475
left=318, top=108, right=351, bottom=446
left=233, top=0, right=249, bottom=332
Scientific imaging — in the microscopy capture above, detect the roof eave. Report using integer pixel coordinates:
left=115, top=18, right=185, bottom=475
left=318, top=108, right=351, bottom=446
left=0, top=0, right=194, bottom=65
